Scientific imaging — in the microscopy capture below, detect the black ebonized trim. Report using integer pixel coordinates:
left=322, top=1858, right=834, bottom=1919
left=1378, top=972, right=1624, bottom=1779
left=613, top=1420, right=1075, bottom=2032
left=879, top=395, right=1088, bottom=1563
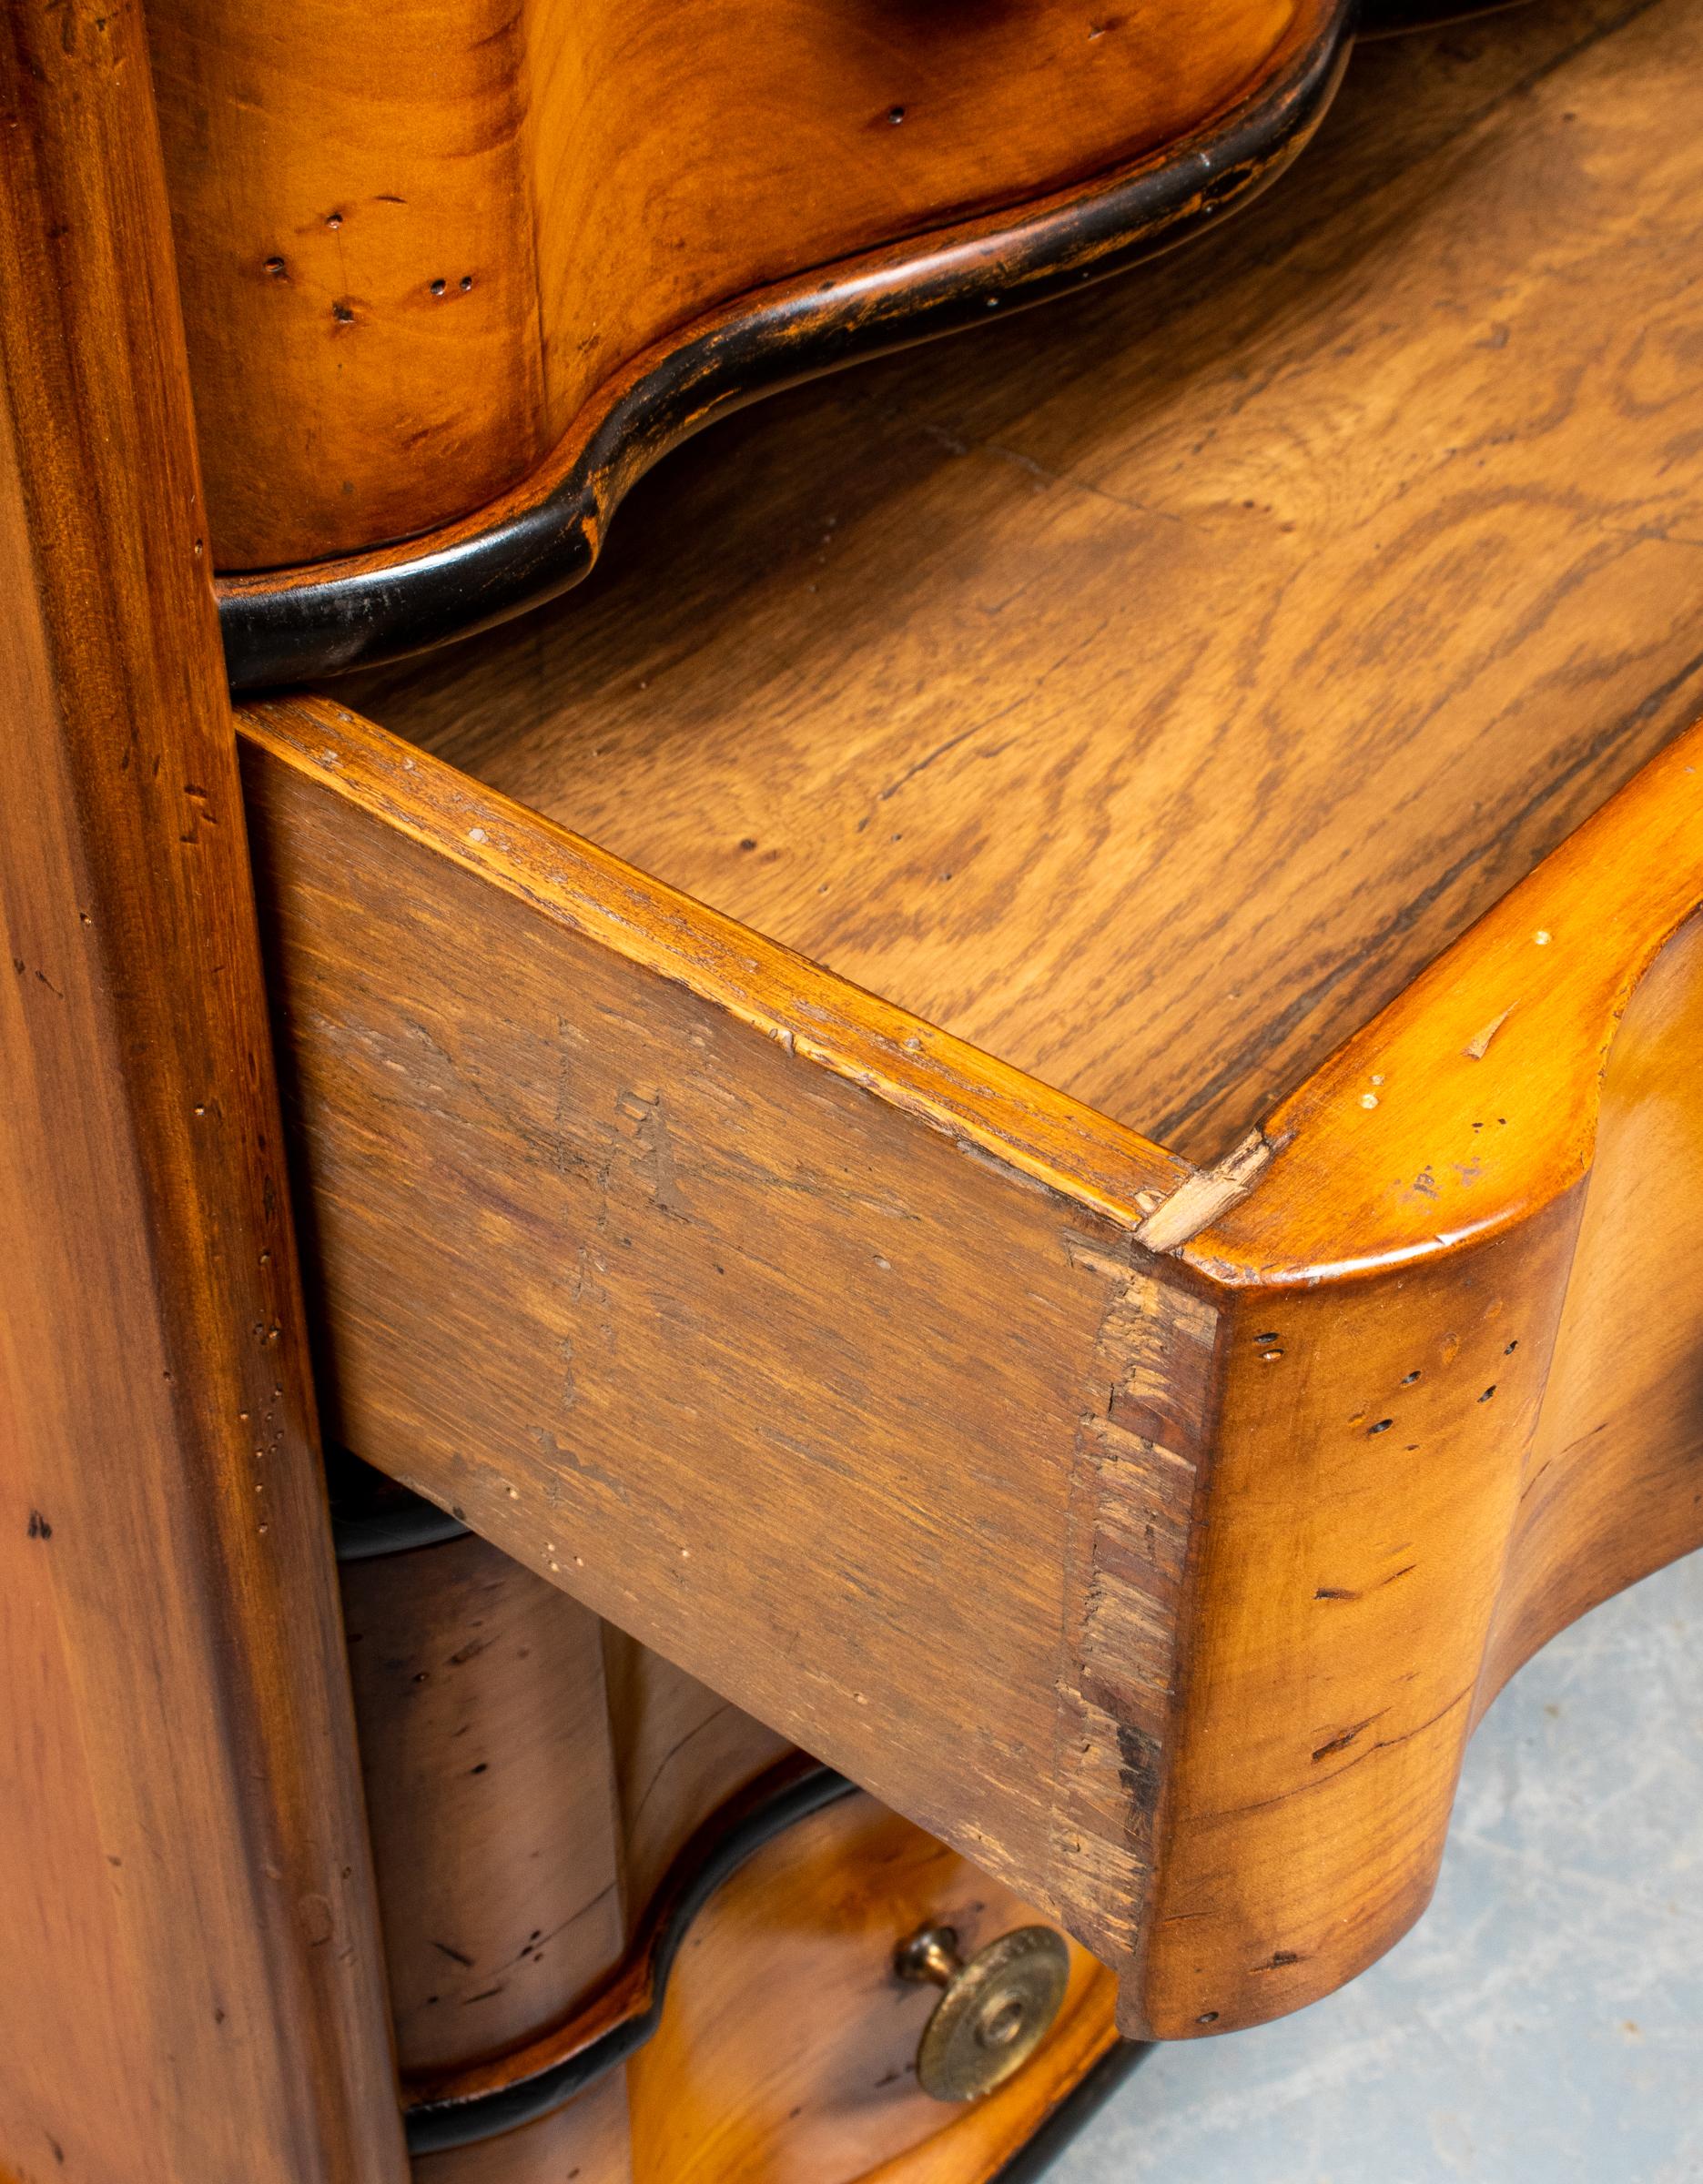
left=1359, top=0, right=1530, bottom=33
left=991, top=2038, right=1154, bottom=2183
left=326, top=1448, right=471, bottom=1562
left=218, top=5, right=1353, bottom=689
left=331, top=1495, right=469, bottom=1562
left=402, top=1762, right=857, bottom=2155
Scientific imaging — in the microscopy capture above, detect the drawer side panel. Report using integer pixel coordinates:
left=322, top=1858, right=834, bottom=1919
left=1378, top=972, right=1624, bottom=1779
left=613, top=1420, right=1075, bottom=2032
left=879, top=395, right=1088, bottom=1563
left=238, top=696, right=1204, bottom=1977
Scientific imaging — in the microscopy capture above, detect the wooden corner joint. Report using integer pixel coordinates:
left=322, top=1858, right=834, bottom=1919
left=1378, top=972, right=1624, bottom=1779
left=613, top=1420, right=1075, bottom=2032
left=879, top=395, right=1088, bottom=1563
left=1051, top=737, right=1703, bottom=2039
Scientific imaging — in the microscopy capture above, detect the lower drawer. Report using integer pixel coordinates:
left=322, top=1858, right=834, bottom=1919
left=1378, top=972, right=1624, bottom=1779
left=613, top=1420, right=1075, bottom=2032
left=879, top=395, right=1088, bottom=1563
left=335, top=1494, right=1122, bottom=2183
left=238, top=0, right=1703, bottom=2047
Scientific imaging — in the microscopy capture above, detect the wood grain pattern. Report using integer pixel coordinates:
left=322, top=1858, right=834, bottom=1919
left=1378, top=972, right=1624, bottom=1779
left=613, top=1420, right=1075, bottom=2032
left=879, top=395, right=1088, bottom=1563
left=1484, top=914, right=1703, bottom=1694
left=340, top=1533, right=626, bottom=2076
left=238, top=690, right=1190, bottom=1979
left=341, top=1530, right=644, bottom=2182
left=602, top=1632, right=794, bottom=1921
left=405, top=1787, right=1121, bottom=2184
left=221, top=0, right=1703, bottom=2061
left=147, top=0, right=1331, bottom=569
left=354, top=0, right=1703, bottom=1167
left=0, top=8, right=403, bottom=2179
left=345, top=1512, right=1123, bottom=2179
left=625, top=1793, right=1119, bottom=2184
left=236, top=658, right=1703, bottom=2038
left=1134, top=723, right=1703, bottom=2037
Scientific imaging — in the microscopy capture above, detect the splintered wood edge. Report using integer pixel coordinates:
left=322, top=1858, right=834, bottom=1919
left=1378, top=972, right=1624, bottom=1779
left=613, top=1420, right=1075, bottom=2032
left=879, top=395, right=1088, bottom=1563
left=1188, top=718, right=1703, bottom=1287
left=238, top=694, right=1192, bottom=1234
left=1130, top=1131, right=1274, bottom=1254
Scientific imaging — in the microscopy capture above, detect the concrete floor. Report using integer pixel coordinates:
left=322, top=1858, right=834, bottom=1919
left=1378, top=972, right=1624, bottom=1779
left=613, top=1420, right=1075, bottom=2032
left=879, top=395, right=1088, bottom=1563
left=1055, top=1552, right=1703, bottom=2183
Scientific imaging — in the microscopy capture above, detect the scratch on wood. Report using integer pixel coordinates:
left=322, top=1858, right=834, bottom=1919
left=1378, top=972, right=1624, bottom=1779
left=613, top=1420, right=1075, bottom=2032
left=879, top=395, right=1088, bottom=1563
left=1133, top=1130, right=1272, bottom=1255
left=614, top=1087, right=692, bottom=1219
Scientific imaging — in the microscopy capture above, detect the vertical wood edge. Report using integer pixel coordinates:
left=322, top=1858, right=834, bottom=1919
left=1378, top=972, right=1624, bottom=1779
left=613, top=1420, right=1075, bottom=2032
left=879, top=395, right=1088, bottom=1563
left=1049, top=1245, right=1227, bottom=1996
left=0, top=8, right=406, bottom=2176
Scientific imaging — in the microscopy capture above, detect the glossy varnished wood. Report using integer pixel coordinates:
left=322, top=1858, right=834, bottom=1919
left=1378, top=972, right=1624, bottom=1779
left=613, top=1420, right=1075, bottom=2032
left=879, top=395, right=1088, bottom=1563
left=0, top=8, right=403, bottom=2179
left=354, top=0, right=1703, bottom=1166
left=147, top=0, right=1335, bottom=573
left=408, top=1786, right=1123, bottom=2184
left=626, top=1794, right=1119, bottom=2184
left=1140, top=723, right=1703, bottom=2035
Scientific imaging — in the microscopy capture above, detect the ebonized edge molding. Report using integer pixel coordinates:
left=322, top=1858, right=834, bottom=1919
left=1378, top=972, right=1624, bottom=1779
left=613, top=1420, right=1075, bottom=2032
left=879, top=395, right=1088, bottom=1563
left=216, top=5, right=1353, bottom=688
left=401, top=1755, right=857, bottom=2153
left=328, top=1449, right=471, bottom=1561
left=989, top=2039, right=1152, bottom=2184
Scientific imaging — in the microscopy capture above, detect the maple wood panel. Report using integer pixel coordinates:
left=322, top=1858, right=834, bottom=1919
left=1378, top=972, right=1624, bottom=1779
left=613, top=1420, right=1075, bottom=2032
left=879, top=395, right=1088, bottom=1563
left=355, top=0, right=1703, bottom=1168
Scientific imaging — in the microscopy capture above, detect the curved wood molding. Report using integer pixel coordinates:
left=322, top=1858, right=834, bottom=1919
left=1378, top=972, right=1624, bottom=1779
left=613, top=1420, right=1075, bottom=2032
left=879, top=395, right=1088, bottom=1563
left=1129, top=723, right=1703, bottom=2038
left=401, top=1756, right=856, bottom=2152
left=214, top=9, right=1352, bottom=688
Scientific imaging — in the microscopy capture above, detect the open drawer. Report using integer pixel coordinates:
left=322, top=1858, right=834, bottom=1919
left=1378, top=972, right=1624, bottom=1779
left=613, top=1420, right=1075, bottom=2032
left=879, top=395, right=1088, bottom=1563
left=236, top=0, right=1703, bottom=2042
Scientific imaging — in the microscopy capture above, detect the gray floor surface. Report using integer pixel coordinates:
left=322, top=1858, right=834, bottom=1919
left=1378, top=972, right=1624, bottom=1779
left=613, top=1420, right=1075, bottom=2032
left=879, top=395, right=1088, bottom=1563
left=1053, top=1551, right=1703, bottom=2183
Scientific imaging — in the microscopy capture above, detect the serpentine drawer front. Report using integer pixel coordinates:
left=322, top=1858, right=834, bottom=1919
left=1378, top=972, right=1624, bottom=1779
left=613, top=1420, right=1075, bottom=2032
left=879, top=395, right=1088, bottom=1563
left=236, top=0, right=1703, bottom=2050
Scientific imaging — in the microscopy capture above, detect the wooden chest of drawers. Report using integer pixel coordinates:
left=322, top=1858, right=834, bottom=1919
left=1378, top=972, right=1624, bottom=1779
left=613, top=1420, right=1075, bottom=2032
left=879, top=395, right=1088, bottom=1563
left=5, top=0, right=1700, bottom=2175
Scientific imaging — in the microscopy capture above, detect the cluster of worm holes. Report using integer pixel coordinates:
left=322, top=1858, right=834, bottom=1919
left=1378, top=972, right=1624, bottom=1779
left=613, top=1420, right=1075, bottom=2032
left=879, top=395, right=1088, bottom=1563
left=1183, top=1323, right=1525, bottom=2026
left=258, top=211, right=475, bottom=316
left=1250, top=1330, right=1520, bottom=1435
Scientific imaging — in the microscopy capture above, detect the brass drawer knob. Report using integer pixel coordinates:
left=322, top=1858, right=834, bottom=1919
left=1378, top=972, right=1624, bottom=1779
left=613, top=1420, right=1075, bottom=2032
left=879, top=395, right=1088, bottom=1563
left=895, top=1921, right=1071, bottom=2101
